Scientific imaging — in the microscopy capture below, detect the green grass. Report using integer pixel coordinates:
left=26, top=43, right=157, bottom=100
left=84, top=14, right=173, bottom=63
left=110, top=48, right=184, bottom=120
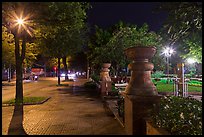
left=155, top=82, right=202, bottom=92
left=56, top=83, right=70, bottom=87
left=3, top=96, right=48, bottom=105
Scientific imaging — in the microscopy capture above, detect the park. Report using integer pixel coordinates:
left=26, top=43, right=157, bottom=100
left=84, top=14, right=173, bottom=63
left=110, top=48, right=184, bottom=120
left=2, top=2, right=202, bottom=135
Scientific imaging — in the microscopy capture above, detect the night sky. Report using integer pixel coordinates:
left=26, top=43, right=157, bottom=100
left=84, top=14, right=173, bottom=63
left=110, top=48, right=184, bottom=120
left=87, top=2, right=168, bottom=32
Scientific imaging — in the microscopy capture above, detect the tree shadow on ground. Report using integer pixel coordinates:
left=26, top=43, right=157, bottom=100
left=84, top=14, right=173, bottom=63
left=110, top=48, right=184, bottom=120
left=57, top=86, right=100, bottom=99
left=8, top=104, right=27, bottom=135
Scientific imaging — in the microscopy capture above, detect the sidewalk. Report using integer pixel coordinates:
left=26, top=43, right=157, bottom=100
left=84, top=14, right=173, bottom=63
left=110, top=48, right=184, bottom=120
left=2, top=78, right=127, bottom=135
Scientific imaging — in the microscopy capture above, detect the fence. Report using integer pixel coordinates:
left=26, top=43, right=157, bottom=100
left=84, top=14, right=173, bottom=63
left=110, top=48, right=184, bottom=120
left=173, top=78, right=188, bottom=97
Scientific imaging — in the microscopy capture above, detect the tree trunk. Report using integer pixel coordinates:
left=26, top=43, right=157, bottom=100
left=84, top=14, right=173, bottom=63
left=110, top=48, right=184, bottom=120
left=116, top=65, right=119, bottom=77
left=62, top=56, right=69, bottom=80
left=57, top=57, right=61, bottom=85
left=87, top=60, right=90, bottom=79
left=8, top=104, right=27, bottom=135
left=8, top=34, right=27, bottom=135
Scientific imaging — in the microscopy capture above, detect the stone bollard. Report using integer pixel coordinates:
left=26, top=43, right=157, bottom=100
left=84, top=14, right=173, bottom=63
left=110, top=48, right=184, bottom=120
left=123, top=46, right=162, bottom=135
left=100, top=63, right=112, bottom=96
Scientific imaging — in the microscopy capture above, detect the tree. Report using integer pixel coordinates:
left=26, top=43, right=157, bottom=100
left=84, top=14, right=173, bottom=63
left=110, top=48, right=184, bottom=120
left=106, top=23, right=162, bottom=76
left=87, top=25, right=112, bottom=72
left=2, top=2, right=43, bottom=135
left=158, top=2, right=202, bottom=63
left=180, top=31, right=202, bottom=63
left=2, top=26, right=15, bottom=68
left=87, top=21, right=130, bottom=76
left=87, top=22, right=162, bottom=77
left=2, top=26, right=15, bottom=81
left=35, top=2, right=90, bottom=84
left=2, top=25, right=40, bottom=81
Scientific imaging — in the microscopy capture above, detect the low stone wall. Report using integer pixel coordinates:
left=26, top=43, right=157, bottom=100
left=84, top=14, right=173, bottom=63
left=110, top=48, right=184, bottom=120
left=146, top=120, right=171, bottom=135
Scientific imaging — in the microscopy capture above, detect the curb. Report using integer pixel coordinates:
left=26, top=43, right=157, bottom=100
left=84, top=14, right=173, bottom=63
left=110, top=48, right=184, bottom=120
left=2, top=97, right=51, bottom=107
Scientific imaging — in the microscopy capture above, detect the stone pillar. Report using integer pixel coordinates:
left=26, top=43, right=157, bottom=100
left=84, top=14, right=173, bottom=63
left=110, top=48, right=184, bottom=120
left=100, top=63, right=112, bottom=96
left=123, top=46, right=161, bottom=135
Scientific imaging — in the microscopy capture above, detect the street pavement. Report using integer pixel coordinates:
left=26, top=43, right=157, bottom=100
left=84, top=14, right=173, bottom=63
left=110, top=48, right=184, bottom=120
left=2, top=77, right=202, bottom=135
left=2, top=77, right=127, bottom=135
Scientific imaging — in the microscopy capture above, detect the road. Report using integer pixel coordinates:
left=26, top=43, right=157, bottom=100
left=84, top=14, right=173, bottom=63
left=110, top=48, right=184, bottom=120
left=2, top=77, right=70, bottom=102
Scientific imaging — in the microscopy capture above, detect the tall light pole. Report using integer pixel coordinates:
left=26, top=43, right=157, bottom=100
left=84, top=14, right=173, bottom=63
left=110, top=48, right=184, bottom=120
left=6, top=18, right=25, bottom=83
left=162, top=47, right=174, bottom=84
left=7, top=10, right=32, bottom=135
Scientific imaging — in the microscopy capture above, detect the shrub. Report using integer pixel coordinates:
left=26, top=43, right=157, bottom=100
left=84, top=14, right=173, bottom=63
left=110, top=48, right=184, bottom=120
left=151, top=71, right=165, bottom=78
left=188, top=80, right=202, bottom=87
left=90, top=74, right=100, bottom=83
left=151, top=96, right=202, bottom=135
left=111, top=84, right=118, bottom=92
left=107, top=84, right=119, bottom=96
left=84, top=81, right=98, bottom=89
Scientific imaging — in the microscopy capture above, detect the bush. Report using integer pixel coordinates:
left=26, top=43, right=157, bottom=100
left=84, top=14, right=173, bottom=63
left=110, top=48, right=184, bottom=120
left=151, top=71, right=165, bottom=78
left=107, top=84, right=119, bottom=96
left=90, top=74, right=100, bottom=83
left=84, top=81, right=98, bottom=89
left=151, top=96, right=202, bottom=135
left=188, top=80, right=202, bottom=87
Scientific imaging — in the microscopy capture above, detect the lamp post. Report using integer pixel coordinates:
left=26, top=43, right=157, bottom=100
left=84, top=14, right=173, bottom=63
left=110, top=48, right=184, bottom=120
left=163, top=47, right=174, bottom=84
left=7, top=11, right=32, bottom=135
left=6, top=18, right=25, bottom=83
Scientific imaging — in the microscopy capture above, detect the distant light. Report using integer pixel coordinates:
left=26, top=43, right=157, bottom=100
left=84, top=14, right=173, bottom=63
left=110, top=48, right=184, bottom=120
left=61, top=73, right=65, bottom=77
left=68, top=73, right=76, bottom=79
left=187, top=58, right=196, bottom=64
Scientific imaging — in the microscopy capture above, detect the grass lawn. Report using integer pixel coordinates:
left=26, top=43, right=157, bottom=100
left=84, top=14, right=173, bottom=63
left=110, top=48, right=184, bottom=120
left=2, top=96, right=49, bottom=105
left=156, top=82, right=202, bottom=92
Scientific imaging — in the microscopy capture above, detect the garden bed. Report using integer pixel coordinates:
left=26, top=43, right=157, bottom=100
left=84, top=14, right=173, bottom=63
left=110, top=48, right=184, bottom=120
left=150, top=96, right=202, bottom=135
left=146, top=119, right=171, bottom=135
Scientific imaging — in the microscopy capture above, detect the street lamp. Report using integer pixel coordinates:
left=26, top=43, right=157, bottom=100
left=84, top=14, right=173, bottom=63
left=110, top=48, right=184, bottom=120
left=162, top=47, right=175, bottom=84
left=10, top=12, right=33, bottom=37
left=17, top=18, right=24, bottom=25
left=6, top=16, right=26, bottom=82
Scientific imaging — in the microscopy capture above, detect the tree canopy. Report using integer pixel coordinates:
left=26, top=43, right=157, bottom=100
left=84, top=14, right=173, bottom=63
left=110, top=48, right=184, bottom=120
left=35, top=2, right=90, bottom=59
left=87, top=21, right=162, bottom=76
left=158, top=2, right=202, bottom=63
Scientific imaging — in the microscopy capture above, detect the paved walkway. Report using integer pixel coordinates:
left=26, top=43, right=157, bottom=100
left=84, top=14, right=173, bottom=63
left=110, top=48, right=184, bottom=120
left=2, top=78, right=202, bottom=135
left=2, top=78, right=126, bottom=135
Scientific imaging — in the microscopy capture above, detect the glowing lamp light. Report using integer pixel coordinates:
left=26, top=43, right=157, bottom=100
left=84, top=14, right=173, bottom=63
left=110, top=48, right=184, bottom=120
left=187, top=58, right=196, bottom=64
left=169, top=49, right=174, bottom=54
left=162, top=47, right=175, bottom=57
left=17, top=18, right=24, bottom=25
